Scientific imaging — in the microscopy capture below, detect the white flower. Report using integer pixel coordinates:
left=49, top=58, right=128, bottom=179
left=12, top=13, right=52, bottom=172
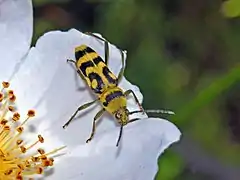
left=0, top=0, right=181, bottom=179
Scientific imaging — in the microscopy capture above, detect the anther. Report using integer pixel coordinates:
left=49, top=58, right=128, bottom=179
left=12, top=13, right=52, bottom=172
left=9, top=94, right=16, bottom=102
left=0, top=119, right=8, bottom=125
left=17, top=164, right=25, bottom=170
left=16, top=175, right=23, bottom=180
left=40, top=155, right=47, bottom=160
left=36, top=167, right=43, bottom=174
left=4, top=169, right=13, bottom=175
left=2, top=81, right=10, bottom=88
left=31, top=156, right=39, bottom=162
left=13, top=112, right=20, bottom=121
left=8, top=105, right=15, bottom=112
left=27, top=110, right=35, bottom=117
left=16, top=139, right=23, bottom=145
left=16, top=170, right=22, bottom=176
left=20, top=146, right=26, bottom=153
left=49, top=158, right=54, bottom=166
left=38, top=135, right=44, bottom=143
left=8, top=90, right=14, bottom=95
left=25, top=160, right=30, bottom=167
left=42, top=159, right=51, bottom=166
left=4, top=125, right=10, bottom=131
left=38, top=148, right=45, bottom=155
left=16, top=126, right=24, bottom=133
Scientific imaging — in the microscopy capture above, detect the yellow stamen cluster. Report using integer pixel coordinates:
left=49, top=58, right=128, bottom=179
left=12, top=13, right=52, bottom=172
left=0, top=82, right=65, bottom=180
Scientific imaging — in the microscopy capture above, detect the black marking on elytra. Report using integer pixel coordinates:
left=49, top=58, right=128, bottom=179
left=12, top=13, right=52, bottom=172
left=75, top=50, right=85, bottom=60
left=93, top=56, right=104, bottom=65
left=102, top=66, right=117, bottom=84
left=79, top=61, right=94, bottom=76
left=75, top=46, right=95, bottom=60
left=85, top=46, right=95, bottom=53
left=88, top=72, right=104, bottom=94
left=104, top=91, right=124, bottom=107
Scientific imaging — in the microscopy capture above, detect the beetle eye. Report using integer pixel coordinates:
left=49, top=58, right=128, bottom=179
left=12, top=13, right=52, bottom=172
left=115, top=112, right=121, bottom=119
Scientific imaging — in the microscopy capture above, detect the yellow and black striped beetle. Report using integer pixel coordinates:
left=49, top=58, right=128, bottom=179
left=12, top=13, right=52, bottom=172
left=63, top=32, right=173, bottom=146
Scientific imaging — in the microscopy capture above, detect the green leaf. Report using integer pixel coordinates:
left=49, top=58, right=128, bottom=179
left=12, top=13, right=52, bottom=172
left=173, top=65, right=240, bottom=126
left=155, top=150, right=184, bottom=180
left=221, top=0, right=240, bottom=18
left=32, top=18, right=56, bottom=45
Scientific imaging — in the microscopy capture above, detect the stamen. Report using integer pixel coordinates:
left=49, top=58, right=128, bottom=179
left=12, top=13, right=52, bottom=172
left=9, top=94, right=16, bottom=102
left=38, top=135, right=44, bottom=143
left=16, top=139, right=23, bottom=145
left=36, top=167, right=43, bottom=174
left=16, top=175, right=23, bottom=180
left=2, top=82, right=10, bottom=89
left=20, top=110, right=35, bottom=127
left=0, top=81, right=65, bottom=179
left=1, top=119, right=8, bottom=125
left=12, top=112, right=20, bottom=121
left=8, top=106, right=15, bottom=112
left=20, top=146, right=27, bottom=153
left=26, top=136, right=44, bottom=151
left=31, top=156, right=39, bottom=162
left=7, top=90, right=14, bottom=96
left=27, top=110, right=35, bottom=117
left=38, top=148, right=45, bottom=155
left=16, top=127, right=24, bottom=133
left=4, top=125, right=10, bottom=131
left=4, top=169, right=13, bottom=175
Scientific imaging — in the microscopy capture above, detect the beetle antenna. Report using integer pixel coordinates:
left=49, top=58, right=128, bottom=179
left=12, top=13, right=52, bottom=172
left=116, top=125, right=123, bottom=147
left=129, top=109, right=175, bottom=115
left=145, top=109, right=175, bottom=115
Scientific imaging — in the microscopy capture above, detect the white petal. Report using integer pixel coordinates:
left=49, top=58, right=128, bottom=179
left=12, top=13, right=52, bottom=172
left=10, top=29, right=146, bottom=146
left=0, top=0, right=33, bottom=80
left=46, top=118, right=181, bottom=180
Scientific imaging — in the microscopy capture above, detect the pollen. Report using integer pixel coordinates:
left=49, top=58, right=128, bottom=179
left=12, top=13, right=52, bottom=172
left=0, top=81, right=65, bottom=180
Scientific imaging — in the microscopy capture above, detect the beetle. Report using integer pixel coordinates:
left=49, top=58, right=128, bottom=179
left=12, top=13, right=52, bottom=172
left=63, top=32, right=173, bottom=146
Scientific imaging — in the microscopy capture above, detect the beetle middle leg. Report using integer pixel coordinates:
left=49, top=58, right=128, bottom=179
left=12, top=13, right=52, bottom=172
left=63, top=99, right=99, bottom=129
left=86, top=108, right=105, bottom=143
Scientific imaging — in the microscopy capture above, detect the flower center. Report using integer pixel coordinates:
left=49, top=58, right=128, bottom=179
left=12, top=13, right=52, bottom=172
left=0, top=82, right=65, bottom=180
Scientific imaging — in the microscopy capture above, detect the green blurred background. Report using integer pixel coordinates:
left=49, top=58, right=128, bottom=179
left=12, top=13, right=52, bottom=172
left=32, top=0, right=240, bottom=179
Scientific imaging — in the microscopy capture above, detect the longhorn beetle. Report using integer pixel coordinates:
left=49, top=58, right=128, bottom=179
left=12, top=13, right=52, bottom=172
left=63, top=32, right=174, bottom=146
